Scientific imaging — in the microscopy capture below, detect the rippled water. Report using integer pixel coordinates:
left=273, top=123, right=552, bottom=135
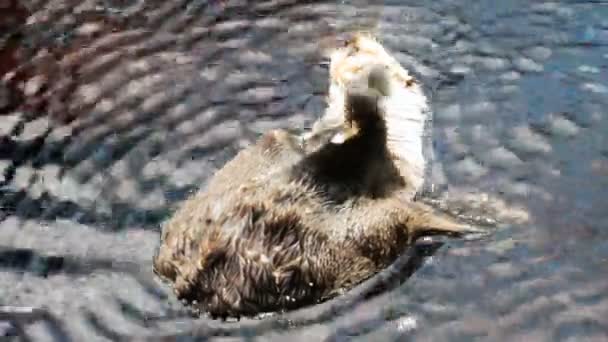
left=1, top=0, right=607, bottom=340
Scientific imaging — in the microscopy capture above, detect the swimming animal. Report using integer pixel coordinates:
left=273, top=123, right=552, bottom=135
left=152, top=33, right=480, bottom=319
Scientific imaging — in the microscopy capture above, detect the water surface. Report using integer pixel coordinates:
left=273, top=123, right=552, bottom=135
left=1, top=0, right=607, bottom=340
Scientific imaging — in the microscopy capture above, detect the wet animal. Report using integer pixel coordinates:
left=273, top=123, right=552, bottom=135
left=153, top=33, right=480, bottom=319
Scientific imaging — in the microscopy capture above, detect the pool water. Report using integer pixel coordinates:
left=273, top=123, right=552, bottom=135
left=1, top=0, right=607, bottom=340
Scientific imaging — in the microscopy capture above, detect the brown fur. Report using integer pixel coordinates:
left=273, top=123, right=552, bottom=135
left=153, top=77, right=478, bottom=319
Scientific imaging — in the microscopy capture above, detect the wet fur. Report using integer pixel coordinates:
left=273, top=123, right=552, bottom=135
left=153, top=34, right=479, bottom=319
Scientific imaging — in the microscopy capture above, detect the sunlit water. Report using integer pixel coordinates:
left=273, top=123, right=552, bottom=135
left=1, top=0, right=607, bottom=340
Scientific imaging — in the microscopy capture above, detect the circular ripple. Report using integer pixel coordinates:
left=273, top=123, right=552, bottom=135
left=1, top=0, right=607, bottom=341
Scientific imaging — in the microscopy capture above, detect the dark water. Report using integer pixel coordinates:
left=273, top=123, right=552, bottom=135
left=1, top=0, right=607, bottom=340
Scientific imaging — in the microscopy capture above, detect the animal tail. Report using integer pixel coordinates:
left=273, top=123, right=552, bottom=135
left=406, top=201, right=489, bottom=242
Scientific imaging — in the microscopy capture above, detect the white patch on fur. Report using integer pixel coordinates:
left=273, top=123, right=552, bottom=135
left=330, top=131, right=347, bottom=144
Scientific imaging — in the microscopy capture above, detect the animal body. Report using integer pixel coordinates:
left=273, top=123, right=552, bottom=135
left=153, top=33, right=479, bottom=319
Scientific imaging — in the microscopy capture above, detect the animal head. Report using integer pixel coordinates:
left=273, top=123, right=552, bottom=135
left=309, top=33, right=431, bottom=196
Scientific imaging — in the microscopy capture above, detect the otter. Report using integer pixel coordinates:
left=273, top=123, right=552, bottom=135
left=153, top=33, right=482, bottom=319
